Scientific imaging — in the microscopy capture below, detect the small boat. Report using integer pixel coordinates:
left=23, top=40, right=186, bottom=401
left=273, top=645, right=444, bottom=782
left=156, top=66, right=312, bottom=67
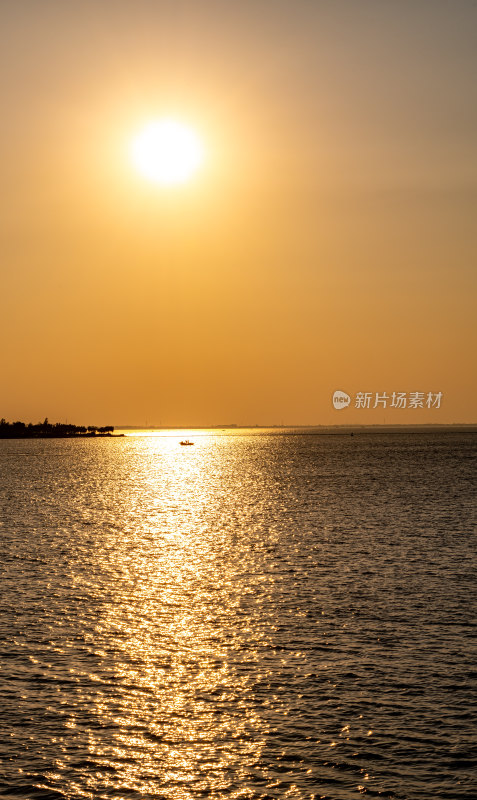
left=180, top=440, right=194, bottom=446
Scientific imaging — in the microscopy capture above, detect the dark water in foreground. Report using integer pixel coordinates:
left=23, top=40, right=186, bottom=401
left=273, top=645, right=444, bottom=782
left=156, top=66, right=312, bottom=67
left=0, top=431, right=476, bottom=800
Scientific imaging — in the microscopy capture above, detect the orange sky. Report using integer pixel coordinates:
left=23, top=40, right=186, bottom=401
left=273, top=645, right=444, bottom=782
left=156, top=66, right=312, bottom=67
left=1, top=1, right=476, bottom=426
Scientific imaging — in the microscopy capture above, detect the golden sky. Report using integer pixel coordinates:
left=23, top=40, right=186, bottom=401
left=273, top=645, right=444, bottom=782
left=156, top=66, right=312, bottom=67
left=1, top=0, right=476, bottom=425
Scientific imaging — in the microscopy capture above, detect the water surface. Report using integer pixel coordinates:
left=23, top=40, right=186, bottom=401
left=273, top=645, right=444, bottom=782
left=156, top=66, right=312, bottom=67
left=0, top=431, right=476, bottom=799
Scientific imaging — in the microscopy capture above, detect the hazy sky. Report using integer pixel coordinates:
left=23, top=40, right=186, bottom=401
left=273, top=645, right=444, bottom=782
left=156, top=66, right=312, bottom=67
left=2, top=0, right=476, bottom=425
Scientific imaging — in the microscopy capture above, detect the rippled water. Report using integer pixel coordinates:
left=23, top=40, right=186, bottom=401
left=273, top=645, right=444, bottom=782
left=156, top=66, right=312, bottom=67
left=0, top=430, right=476, bottom=800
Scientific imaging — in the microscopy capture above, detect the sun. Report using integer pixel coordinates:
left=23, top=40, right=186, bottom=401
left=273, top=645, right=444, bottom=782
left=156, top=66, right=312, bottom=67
left=131, top=119, right=204, bottom=185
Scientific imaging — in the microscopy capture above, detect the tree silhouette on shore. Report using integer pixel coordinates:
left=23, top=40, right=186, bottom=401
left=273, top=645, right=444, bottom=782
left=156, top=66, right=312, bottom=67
left=0, top=419, right=115, bottom=438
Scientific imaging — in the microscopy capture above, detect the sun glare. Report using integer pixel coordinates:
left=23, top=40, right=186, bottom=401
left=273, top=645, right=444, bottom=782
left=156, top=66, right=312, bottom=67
left=131, top=119, right=204, bottom=185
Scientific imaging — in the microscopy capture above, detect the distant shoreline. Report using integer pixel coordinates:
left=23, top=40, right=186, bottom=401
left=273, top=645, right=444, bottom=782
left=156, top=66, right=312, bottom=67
left=116, top=424, right=477, bottom=436
left=118, top=423, right=477, bottom=430
left=1, top=419, right=475, bottom=440
left=0, top=420, right=123, bottom=439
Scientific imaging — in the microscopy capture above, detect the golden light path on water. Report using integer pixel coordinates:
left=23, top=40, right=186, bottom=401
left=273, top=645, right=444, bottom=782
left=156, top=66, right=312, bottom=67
left=79, top=432, right=279, bottom=799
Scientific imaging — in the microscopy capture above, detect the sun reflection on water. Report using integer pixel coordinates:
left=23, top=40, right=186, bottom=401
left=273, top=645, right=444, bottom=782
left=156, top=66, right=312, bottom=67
left=84, top=433, right=272, bottom=797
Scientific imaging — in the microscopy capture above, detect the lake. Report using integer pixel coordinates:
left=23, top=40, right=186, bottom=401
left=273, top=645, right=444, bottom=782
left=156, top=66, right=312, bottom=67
left=0, top=430, right=476, bottom=799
